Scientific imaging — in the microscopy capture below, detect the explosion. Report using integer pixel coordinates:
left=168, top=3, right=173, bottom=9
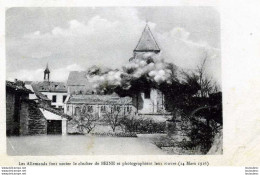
left=86, top=53, right=178, bottom=94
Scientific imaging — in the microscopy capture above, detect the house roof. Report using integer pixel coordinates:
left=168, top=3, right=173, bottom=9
left=32, top=81, right=67, bottom=92
left=6, top=80, right=33, bottom=94
left=67, top=94, right=133, bottom=105
left=38, top=101, right=72, bottom=120
left=31, top=84, right=51, bottom=101
left=134, top=24, right=160, bottom=52
left=67, top=71, right=89, bottom=86
left=39, top=108, right=65, bottom=120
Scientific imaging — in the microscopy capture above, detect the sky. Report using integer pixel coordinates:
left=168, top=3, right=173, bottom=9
left=6, top=7, right=221, bottom=85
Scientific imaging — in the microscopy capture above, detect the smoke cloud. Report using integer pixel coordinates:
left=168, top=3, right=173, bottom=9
left=85, top=52, right=178, bottom=94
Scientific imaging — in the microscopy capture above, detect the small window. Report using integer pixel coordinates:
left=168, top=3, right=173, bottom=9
left=82, top=106, right=86, bottom=114
left=101, top=106, right=106, bottom=112
left=58, top=106, right=63, bottom=109
left=67, top=106, right=69, bottom=111
left=87, top=106, right=93, bottom=113
left=75, top=107, right=80, bottom=116
left=63, top=95, right=67, bottom=102
left=144, top=89, right=150, bottom=99
left=52, top=95, right=57, bottom=102
left=126, top=106, right=132, bottom=113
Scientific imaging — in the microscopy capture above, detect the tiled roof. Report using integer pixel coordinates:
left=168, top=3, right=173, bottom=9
left=6, top=81, right=32, bottom=94
left=32, top=81, right=67, bottom=92
left=67, top=71, right=89, bottom=86
left=134, top=24, right=160, bottom=52
left=67, top=94, right=133, bottom=105
left=31, top=84, right=51, bottom=101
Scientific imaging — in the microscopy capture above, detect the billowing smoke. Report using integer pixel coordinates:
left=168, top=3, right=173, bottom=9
left=85, top=52, right=178, bottom=94
left=123, top=53, right=174, bottom=85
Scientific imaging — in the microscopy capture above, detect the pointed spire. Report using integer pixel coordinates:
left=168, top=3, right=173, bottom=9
left=44, top=63, right=50, bottom=73
left=134, top=24, right=160, bottom=52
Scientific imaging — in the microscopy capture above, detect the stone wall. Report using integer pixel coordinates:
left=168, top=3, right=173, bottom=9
left=6, top=91, right=16, bottom=135
left=19, top=100, right=47, bottom=135
left=27, top=101, right=47, bottom=135
left=20, top=101, right=30, bottom=135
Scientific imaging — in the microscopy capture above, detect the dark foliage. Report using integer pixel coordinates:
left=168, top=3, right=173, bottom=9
left=121, top=116, right=166, bottom=134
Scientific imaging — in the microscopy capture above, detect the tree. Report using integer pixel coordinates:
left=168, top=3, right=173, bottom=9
left=194, top=52, right=221, bottom=97
left=103, top=105, right=125, bottom=132
left=73, top=112, right=98, bottom=133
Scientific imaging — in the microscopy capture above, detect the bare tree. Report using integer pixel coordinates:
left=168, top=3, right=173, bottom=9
left=189, top=51, right=220, bottom=97
left=73, top=112, right=98, bottom=133
left=103, top=105, right=125, bottom=132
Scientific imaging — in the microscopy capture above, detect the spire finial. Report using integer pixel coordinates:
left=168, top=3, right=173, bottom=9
left=145, top=19, right=149, bottom=25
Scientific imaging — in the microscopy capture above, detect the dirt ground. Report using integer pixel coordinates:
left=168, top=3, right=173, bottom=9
left=7, top=134, right=167, bottom=156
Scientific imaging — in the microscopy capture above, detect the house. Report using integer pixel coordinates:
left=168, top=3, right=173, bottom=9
left=25, top=64, right=68, bottom=109
left=6, top=80, right=33, bottom=136
left=7, top=80, right=69, bottom=136
left=64, top=93, right=135, bottom=119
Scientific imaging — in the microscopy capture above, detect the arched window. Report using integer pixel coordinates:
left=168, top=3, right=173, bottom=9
left=101, top=106, right=106, bottom=112
left=87, top=106, right=93, bottom=113
left=75, top=107, right=80, bottom=116
left=144, top=89, right=150, bottom=99
left=82, top=106, right=86, bottom=114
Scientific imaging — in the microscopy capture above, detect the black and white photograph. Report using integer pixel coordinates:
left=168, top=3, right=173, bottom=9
left=6, top=7, right=222, bottom=156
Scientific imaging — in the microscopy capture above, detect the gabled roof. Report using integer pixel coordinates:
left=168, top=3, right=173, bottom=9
left=31, top=84, right=51, bottom=101
left=67, top=94, right=133, bottom=105
left=134, top=24, right=160, bottom=52
left=32, top=81, right=67, bottom=93
left=67, top=71, right=89, bottom=86
left=39, top=108, right=64, bottom=120
left=6, top=80, right=33, bottom=94
left=38, top=100, right=72, bottom=120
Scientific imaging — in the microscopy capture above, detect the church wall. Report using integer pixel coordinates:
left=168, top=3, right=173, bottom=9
left=132, top=51, right=159, bottom=61
left=134, top=88, right=167, bottom=114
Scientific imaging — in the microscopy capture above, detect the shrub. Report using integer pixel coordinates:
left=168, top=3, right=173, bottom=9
left=121, top=116, right=166, bottom=134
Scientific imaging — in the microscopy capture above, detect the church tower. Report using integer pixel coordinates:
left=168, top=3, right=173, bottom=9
left=131, top=24, right=166, bottom=115
left=44, top=64, right=50, bottom=81
left=132, top=24, right=160, bottom=61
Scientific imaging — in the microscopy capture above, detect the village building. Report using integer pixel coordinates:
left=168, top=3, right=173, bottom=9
left=25, top=64, right=68, bottom=109
left=6, top=80, right=33, bottom=136
left=7, top=79, right=69, bottom=136
left=65, top=24, right=170, bottom=120
left=66, top=71, right=92, bottom=95
left=64, top=93, right=134, bottom=119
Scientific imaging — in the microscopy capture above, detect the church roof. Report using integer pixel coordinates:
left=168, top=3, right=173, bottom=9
left=67, top=71, right=89, bottom=86
left=134, top=24, right=160, bottom=52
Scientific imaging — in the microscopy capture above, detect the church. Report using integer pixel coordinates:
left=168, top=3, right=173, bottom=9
left=65, top=24, right=171, bottom=119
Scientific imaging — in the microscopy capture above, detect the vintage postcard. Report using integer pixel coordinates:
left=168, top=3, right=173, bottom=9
left=0, top=0, right=260, bottom=168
